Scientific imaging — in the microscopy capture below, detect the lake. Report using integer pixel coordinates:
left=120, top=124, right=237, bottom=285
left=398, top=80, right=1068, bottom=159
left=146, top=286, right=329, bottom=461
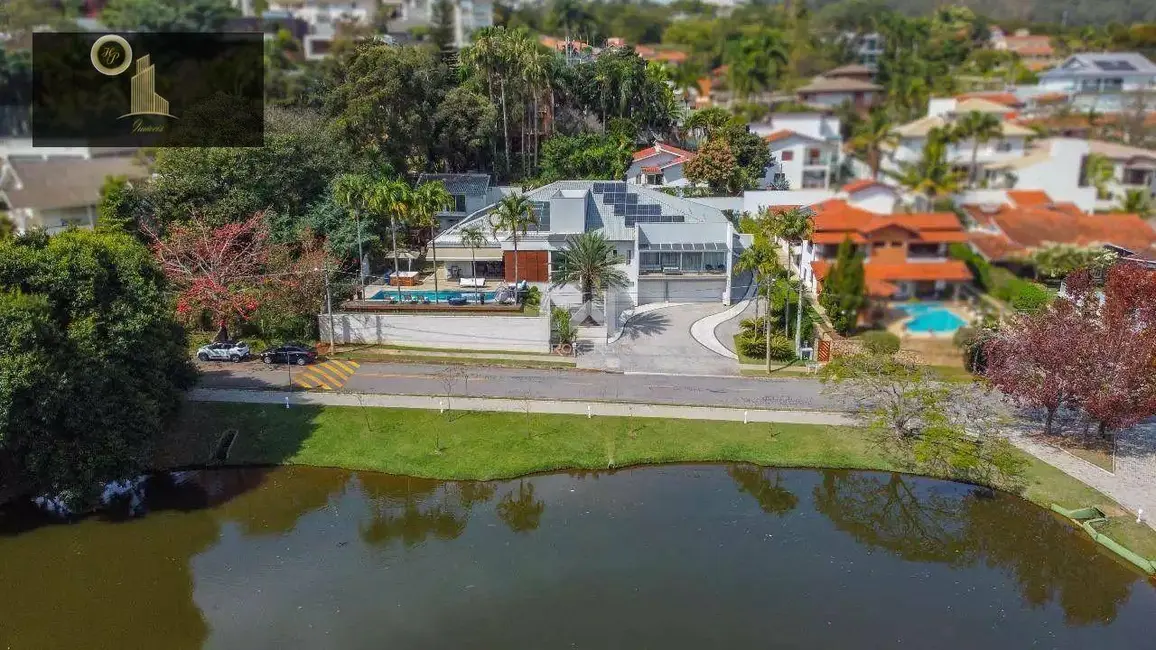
left=1, top=465, right=1153, bottom=649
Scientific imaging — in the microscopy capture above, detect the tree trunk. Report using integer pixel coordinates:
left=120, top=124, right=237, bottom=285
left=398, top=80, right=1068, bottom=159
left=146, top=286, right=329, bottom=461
left=783, top=242, right=792, bottom=338
left=470, top=247, right=477, bottom=280
left=753, top=271, right=761, bottom=321
left=214, top=323, right=230, bottom=343
left=512, top=233, right=519, bottom=283
left=1044, top=405, right=1056, bottom=436
left=500, top=77, right=510, bottom=178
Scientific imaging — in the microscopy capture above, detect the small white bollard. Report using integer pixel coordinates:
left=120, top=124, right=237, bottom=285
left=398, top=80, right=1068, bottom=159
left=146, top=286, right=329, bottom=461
left=440, top=399, right=446, bottom=414
left=1138, top=508, right=1144, bottom=524
left=587, top=405, right=592, bottom=419
left=744, top=410, right=749, bottom=424
left=284, top=396, right=290, bottom=409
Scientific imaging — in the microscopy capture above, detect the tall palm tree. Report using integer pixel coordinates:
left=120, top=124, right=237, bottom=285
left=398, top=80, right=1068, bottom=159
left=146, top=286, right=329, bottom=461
left=952, top=111, right=1003, bottom=188
left=892, top=128, right=965, bottom=199
left=1118, top=188, right=1154, bottom=218
left=735, top=239, right=784, bottom=371
left=412, top=181, right=454, bottom=300
left=549, top=231, right=629, bottom=310
left=725, top=30, right=789, bottom=101
left=767, top=206, right=813, bottom=350
left=463, top=27, right=512, bottom=177
left=331, top=173, right=372, bottom=290
left=459, top=225, right=487, bottom=280
left=489, top=194, right=537, bottom=283
left=366, top=178, right=413, bottom=300
left=850, top=109, right=898, bottom=180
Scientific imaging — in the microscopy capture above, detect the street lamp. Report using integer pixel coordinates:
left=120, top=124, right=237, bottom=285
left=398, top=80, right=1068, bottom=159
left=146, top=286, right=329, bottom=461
left=316, top=264, right=336, bottom=354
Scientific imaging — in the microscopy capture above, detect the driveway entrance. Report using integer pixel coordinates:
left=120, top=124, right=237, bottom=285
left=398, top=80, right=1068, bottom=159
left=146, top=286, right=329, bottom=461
left=611, top=303, right=739, bottom=375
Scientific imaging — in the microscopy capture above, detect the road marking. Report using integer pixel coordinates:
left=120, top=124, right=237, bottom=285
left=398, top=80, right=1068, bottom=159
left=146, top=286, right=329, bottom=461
left=320, top=362, right=351, bottom=380
left=294, top=377, right=315, bottom=389
left=309, top=365, right=344, bottom=386
left=329, top=360, right=357, bottom=375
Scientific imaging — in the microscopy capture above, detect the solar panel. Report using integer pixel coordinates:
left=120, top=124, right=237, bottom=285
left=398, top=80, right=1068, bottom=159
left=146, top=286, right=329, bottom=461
left=593, top=182, right=607, bottom=193
left=1094, top=60, right=1137, bottom=71
left=626, top=194, right=639, bottom=205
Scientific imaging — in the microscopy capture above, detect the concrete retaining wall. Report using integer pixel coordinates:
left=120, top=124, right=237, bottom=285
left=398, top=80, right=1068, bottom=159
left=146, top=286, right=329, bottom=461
left=319, top=312, right=550, bottom=353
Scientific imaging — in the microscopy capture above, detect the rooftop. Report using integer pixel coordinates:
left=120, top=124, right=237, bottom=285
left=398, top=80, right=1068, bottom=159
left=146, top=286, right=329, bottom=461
left=963, top=200, right=1156, bottom=261
left=893, top=115, right=1034, bottom=138
left=796, top=77, right=882, bottom=93
left=811, top=259, right=973, bottom=297
left=0, top=155, right=146, bottom=211
left=1042, top=52, right=1156, bottom=77
left=416, top=173, right=491, bottom=196
left=633, top=142, right=695, bottom=164
left=809, top=200, right=967, bottom=244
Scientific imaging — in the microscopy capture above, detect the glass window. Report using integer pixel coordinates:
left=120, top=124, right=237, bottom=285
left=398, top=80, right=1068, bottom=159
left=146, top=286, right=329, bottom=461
left=1123, top=168, right=1152, bottom=186
left=660, top=252, right=679, bottom=268
left=780, top=150, right=794, bottom=161
left=805, top=148, right=824, bottom=165
left=452, top=195, right=467, bottom=212
left=646, top=173, right=663, bottom=185
left=704, top=252, right=726, bottom=271
left=995, top=140, right=1013, bottom=152
left=680, top=252, right=703, bottom=272
left=802, top=170, right=828, bottom=189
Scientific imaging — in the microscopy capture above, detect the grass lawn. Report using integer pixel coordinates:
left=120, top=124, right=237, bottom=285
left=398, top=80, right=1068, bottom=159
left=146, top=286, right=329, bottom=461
left=160, top=402, right=1156, bottom=560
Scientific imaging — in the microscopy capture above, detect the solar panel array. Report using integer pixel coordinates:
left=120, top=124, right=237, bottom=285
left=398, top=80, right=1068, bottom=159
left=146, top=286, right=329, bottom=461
left=591, top=181, right=682, bottom=226
left=1094, top=60, right=1137, bottom=71
left=639, top=242, right=726, bottom=251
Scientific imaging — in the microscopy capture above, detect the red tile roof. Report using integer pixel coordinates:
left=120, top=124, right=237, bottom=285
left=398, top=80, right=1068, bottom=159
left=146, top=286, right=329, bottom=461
left=955, top=92, right=1022, bottom=107
left=810, top=201, right=965, bottom=239
left=842, top=179, right=893, bottom=194
left=811, top=260, right=973, bottom=297
left=763, top=130, right=797, bottom=144
left=1007, top=189, right=1052, bottom=207
left=964, top=203, right=1156, bottom=261
left=632, top=142, right=695, bottom=163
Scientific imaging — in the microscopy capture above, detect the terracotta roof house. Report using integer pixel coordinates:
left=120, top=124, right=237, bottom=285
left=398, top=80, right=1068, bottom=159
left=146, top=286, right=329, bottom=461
left=800, top=200, right=972, bottom=299
left=961, top=192, right=1156, bottom=265
left=824, top=63, right=875, bottom=83
left=0, top=154, right=145, bottom=234
left=795, top=76, right=882, bottom=112
left=627, top=142, right=696, bottom=188
left=954, top=92, right=1024, bottom=109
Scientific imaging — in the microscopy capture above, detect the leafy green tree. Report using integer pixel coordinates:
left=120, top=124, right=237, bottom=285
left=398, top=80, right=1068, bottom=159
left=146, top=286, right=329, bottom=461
left=429, top=0, right=456, bottom=53
left=101, top=0, right=238, bottom=31
left=1025, top=243, right=1117, bottom=280
left=684, top=136, right=742, bottom=194
left=550, top=231, right=629, bottom=305
left=1082, top=153, right=1115, bottom=200
left=433, top=87, right=498, bottom=173
left=537, top=133, right=632, bottom=181
left=818, top=237, right=866, bottom=335
left=1118, top=188, right=1154, bottom=218
left=411, top=181, right=455, bottom=298
left=489, top=194, right=538, bottom=282
left=725, top=27, right=790, bottom=100
left=0, top=230, right=196, bottom=507
left=952, top=111, right=1003, bottom=188
left=735, top=238, right=785, bottom=370
left=327, top=44, right=452, bottom=176
left=95, top=175, right=146, bottom=237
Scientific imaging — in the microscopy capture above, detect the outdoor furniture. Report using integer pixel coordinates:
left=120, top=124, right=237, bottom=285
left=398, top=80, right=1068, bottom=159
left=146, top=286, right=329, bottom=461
left=389, top=271, right=420, bottom=287
left=459, top=277, right=486, bottom=288
left=447, top=296, right=468, bottom=306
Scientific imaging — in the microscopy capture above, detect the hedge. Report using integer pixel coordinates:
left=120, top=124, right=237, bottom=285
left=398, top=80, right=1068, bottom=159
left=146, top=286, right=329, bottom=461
left=949, top=243, right=1052, bottom=313
left=861, top=330, right=901, bottom=355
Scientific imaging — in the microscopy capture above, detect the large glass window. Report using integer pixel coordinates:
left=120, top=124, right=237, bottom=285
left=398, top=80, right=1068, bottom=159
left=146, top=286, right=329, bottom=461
left=680, top=252, right=703, bottom=272
left=660, top=252, right=680, bottom=269
left=640, top=252, right=661, bottom=272
left=452, top=195, right=467, bottom=213
left=704, top=252, right=726, bottom=272
left=802, top=170, right=828, bottom=189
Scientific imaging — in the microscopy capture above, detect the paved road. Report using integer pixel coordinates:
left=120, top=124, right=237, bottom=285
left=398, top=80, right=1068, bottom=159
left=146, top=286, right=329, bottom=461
left=196, top=360, right=845, bottom=410
left=612, top=303, right=739, bottom=375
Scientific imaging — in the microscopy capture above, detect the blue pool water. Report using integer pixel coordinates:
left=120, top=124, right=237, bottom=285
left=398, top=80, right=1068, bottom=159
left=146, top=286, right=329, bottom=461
left=896, top=302, right=966, bottom=334
left=368, top=289, right=497, bottom=302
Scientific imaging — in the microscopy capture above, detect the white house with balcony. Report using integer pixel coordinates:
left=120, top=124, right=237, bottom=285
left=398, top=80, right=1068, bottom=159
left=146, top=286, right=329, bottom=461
left=1084, top=140, right=1156, bottom=210
left=751, top=113, right=843, bottom=190
left=1034, top=52, right=1156, bottom=113
left=886, top=98, right=1033, bottom=181
left=431, top=181, right=737, bottom=306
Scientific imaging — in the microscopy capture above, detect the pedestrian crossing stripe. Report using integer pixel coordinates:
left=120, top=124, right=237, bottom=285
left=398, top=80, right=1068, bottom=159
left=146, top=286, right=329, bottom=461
left=320, top=363, right=351, bottom=380
left=329, top=360, right=357, bottom=375
left=309, top=365, right=343, bottom=386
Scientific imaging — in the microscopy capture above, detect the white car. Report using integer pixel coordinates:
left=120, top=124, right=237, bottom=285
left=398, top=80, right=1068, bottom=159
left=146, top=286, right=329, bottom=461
left=196, top=341, right=251, bottom=363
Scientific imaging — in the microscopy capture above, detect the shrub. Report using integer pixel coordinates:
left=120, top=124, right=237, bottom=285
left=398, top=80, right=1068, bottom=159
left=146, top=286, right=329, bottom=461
left=861, top=330, right=901, bottom=355
left=738, top=333, right=796, bottom=361
left=768, top=335, right=797, bottom=361
left=523, top=285, right=541, bottom=308
left=1009, top=282, right=1051, bottom=313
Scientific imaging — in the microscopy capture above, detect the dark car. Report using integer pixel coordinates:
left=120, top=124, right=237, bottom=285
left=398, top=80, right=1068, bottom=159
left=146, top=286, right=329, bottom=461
left=260, top=344, right=317, bottom=366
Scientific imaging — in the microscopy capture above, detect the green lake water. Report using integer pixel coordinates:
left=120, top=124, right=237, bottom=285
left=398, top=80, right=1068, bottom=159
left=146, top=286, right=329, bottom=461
left=1, top=465, right=1153, bottom=649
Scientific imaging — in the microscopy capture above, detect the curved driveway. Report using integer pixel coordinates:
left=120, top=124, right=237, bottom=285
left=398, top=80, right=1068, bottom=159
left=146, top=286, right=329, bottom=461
left=612, top=303, right=740, bottom=375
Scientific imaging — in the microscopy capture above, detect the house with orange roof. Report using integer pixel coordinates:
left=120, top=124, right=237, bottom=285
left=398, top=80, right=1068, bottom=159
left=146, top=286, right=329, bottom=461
left=798, top=200, right=972, bottom=301
left=959, top=191, right=1156, bottom=268
left=989, top=28, right=1056, bottom=71
left=627, top=142, right=696, bottom=188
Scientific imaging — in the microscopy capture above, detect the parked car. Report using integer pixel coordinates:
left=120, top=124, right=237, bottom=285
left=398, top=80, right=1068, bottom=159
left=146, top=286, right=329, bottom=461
left=196, top=341, right=251, bottom=362
left=260, top=344, right=317, bottom=366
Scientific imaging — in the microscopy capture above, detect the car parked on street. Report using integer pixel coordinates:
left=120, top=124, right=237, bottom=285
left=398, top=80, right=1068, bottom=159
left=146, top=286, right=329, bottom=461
left=260, top=344, right=318, bottom=366
left=196, top=341, right=251, bottom=363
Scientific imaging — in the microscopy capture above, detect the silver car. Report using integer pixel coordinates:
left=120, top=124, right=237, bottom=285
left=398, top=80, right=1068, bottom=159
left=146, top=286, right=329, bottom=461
left=196, top=341, right=251, bottom=362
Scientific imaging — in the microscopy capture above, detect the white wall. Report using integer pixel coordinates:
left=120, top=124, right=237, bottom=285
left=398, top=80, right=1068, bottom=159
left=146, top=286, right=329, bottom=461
left=742, top=190, right=835, bottom=215
left=763, top=113, right=841, bottom=141
left=846, top=186, right=897, bottom=214
left=627, top=151, right=681, bottom=185
left=320, top=312, right=550, bottom=353
left=1013, top=138, right=1097, bottom=212
left=927, top=98, right=958, bottom=118
left=765, top=135, right=838, bottom=190
left=946, top=137, right=1027, bottom=164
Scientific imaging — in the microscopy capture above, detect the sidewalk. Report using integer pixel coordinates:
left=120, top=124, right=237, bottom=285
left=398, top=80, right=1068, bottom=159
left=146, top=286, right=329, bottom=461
left=188, top=388, right=857, bottom=426
left=332, top=347, right=569, bottom=364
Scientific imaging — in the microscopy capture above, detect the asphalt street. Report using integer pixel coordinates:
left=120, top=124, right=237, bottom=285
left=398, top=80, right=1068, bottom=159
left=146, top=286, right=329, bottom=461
left=196, top=360, right=847, bottom=410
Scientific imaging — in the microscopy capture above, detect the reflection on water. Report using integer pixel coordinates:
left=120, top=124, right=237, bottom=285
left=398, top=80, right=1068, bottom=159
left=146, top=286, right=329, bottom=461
left=0, top=465, right=1152, bottom=649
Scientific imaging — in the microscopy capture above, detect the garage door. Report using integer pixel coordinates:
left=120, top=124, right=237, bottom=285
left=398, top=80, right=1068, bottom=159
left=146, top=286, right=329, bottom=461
left=636, top=279, right=726, bottom=304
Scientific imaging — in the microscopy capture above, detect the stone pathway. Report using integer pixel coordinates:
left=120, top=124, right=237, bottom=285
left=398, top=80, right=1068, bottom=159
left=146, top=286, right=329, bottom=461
left=1008, top=422, right=1156, bottom=531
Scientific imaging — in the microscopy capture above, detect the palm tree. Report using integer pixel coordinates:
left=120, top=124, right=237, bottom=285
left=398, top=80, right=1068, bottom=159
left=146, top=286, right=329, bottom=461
left=735, top=239, right=784, bottom=371
left=892, top=128, right=965, bottom=199
left=684, top=107, right=733, bottom=143
left=725, top=30, right=789, bottom=101
left=952, top=111, right=1003, bottom=189
left=668, top=60, right=704, bottom=110
left=412, top=181, right=454, bottom=300
left=366, top=178, right=413, bottom=300
left=850, top=109, right=897, bottom=180
left=1118, top=188, right=1154, bottom=218
left=1083, top=153, right=1115, bottom=200
left=549, top=231, right=630, bottom=315
left=767, top=206, right=813, bottom=352
left=462, top=27, right=512, bottom=177
left=489, top=194, right=537, bottom=283
left=331, top=173, right=372, bottom=290
left=459, top=225, right=487, bottom=280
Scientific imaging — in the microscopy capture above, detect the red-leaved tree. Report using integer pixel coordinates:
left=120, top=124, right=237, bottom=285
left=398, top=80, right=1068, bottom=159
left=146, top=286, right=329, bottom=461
left=984, top=295, right=1094, bottom=436
left=146, top=212, right=270, bottom=340
left=1066, top=265, right=1156, bottom=435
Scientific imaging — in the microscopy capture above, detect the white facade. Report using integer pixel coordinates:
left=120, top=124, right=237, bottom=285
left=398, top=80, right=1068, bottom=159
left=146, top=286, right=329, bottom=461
left=266, top=0, right=378, bottom=25
left=1038, top=53, right=1156, bottom=94
left=751, top=114, right=843, bottom=191
left=393, top=0, right=494, bottom=47
left=844, top=184, right=898, bottom=215
left=627, top=144, right=692, bottom=188
left=433, top=181, right=737, bottom=307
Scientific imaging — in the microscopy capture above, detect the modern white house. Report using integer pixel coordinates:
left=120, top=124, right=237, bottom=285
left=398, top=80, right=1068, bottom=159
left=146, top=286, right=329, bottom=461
left=626, top=143, right=695, bottom=187
left=0, top=154, right=145, bottom=234
left=751, top=113, right=843, bottom=190
left=263, top=0, right=379, bottom=24
left=431, top=181, right=738, bottom=306
left=1038, top=52, right=1156, bottom=94
left=416, top=173, right=512, bottom=231
left=887, top=98, right=1033, bottom=178
left=1086, top=140, right=1156, bottom=209
left=390, top=0, right=494, bottom=47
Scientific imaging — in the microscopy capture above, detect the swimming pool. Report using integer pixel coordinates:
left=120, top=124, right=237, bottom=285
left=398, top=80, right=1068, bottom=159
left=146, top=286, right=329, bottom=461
left=368, top=289, right=497, bottom=302
left=896, top=302, right=966, bottom=334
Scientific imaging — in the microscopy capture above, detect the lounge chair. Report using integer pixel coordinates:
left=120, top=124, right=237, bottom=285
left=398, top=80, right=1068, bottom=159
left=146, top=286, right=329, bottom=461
left=447, top=296, right=468, bottom=306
